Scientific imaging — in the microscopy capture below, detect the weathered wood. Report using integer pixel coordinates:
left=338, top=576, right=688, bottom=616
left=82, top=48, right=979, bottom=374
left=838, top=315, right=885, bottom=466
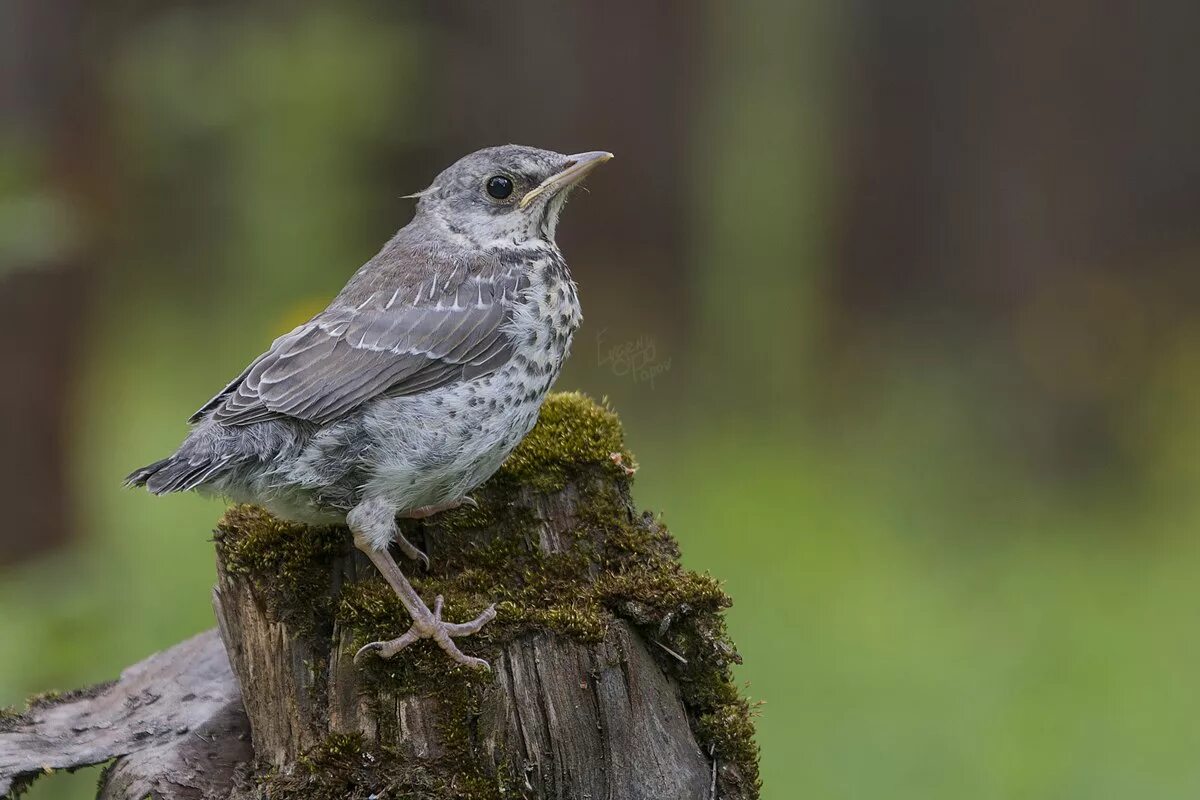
left=211, top=478, right=716, bottom=799
left=0, top=630, right=243, bottom=797
left=489, top=622, right=711, bottom=798
left=96, top=698, right=251, bottom=800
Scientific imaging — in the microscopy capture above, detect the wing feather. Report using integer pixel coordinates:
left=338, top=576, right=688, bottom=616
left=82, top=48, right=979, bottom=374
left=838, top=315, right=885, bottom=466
left=196, top=251, right=527, bottom=426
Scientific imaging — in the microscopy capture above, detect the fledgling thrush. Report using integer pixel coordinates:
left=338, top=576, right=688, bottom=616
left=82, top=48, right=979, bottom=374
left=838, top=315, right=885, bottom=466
left=127, top=145, right=612, bottom=669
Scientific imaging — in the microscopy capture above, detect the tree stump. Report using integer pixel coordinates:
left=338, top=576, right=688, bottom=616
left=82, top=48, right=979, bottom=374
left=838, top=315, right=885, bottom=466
left=1, top=393, right=760, bottom=799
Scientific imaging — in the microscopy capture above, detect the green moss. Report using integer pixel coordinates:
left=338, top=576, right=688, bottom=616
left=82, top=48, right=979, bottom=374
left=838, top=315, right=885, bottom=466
left=694, top=683, right=764, bottom=794
left=1, top=684, right=117, bottom=733
left=493, top=391, right=634, bottom=492
left=24, top=690, right=63, bottom=708
left=267, top=732, right=433, bottom=800
left=266, top=727, right=521, bottom=800
left=4, top=772, right=38, bottom=798
left=592, top=511, right=761, bottom=796
left=214, top=504, right=349, bottom=638
left=2, top=757, right=108, bottom=799
left=95, top=761, right=115, bottom=796
left=220, top=392, right=758, bottom=798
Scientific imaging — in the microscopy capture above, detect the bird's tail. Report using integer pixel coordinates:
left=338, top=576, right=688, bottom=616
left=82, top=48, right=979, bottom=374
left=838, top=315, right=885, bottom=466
left=124, top=454, right=233, bottom=495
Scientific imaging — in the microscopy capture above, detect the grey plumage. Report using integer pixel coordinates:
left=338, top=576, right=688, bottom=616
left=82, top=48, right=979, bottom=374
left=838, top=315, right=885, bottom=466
left=127, top=145, right=612, bottom=669
left=193, top=248, right=528, bottom=427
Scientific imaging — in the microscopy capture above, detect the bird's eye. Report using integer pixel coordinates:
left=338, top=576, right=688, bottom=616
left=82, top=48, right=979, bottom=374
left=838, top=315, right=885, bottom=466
left=485, top=175, right=514, bottom=200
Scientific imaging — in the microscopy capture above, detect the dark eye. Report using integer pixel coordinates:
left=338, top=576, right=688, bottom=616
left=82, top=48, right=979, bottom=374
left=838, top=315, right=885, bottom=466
left=485, top=175, right=514, bottom=200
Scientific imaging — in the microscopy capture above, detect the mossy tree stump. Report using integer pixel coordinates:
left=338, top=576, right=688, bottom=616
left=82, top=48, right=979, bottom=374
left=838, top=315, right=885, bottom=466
left=0, top=393, right=760, bottom=800
left=212, top=393, right=757, bottom=799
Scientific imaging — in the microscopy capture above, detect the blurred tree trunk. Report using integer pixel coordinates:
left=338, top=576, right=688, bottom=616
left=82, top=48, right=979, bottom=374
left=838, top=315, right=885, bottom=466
left=831, top=0, right=1200, bottom=475
left=0, top=0, right=112, bottom=563
left=835, top=1, right=1200, bottom=315
left=688, top=0, right=838, bottom=413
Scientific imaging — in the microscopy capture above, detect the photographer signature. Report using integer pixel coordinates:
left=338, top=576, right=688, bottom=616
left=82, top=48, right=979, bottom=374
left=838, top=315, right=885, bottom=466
left=596, top=329, right=671, bottom=389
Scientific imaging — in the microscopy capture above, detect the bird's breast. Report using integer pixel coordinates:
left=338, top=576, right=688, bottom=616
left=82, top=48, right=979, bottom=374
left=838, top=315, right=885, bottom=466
left=513, top=248, right=581, bottom=364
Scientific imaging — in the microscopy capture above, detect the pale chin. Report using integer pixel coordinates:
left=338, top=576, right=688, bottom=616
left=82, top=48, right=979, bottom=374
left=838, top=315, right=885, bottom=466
left=542, top=190, right=572, bottom=240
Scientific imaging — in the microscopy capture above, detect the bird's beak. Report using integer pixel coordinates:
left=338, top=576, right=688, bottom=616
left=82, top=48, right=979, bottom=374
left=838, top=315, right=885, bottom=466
left=519, top=151, right=614, bottom=209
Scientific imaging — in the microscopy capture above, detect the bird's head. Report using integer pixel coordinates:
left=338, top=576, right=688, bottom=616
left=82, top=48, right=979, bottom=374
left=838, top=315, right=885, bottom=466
left=411, top=145, right=613, bottom=245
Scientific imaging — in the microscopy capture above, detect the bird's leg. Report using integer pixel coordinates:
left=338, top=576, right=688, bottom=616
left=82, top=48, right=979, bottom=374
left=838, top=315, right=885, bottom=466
left=400, top=495, right=479, bottom=520
left=348, top=500, right=495, bottom=669
left=353, top=543, right=496, bottom=669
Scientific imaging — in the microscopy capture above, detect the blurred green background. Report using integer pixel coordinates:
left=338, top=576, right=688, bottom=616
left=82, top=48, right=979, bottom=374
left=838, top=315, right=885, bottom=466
left=3, top=2, right=1200, bottom=798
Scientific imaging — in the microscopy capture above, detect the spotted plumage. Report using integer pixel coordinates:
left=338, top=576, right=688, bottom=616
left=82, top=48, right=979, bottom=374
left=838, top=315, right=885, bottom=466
left=127, top=145, right=611, bottom=669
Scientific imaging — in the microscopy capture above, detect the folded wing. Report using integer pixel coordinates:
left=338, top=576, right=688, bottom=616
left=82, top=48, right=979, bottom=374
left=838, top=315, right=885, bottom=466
left=192, top=255, right=527, bottom=427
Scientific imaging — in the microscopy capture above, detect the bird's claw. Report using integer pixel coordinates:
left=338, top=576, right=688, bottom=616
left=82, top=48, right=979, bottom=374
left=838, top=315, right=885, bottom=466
left=393, top=531, right=430, bottom=570
left=399, top=495, right=480, bottom=520
left=353, top=594, right=496, bottom=669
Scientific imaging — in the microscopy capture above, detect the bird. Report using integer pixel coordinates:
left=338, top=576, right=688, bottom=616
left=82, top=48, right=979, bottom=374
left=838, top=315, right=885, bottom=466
left=126, top=145, right=612, bottom=669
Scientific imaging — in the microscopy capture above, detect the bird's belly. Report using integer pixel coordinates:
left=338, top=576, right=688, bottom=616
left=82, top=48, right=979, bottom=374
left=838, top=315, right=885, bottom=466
left=217, top=473, right=351, bottom=524
left=358, top=360, right=558, bottom=508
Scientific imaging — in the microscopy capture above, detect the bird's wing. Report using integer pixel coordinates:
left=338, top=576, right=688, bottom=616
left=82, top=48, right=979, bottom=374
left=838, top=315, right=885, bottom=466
left=191, top=254, right=528, bottom=427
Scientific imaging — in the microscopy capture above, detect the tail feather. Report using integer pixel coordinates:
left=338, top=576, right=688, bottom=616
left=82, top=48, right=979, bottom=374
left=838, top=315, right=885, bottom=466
left=124, top=458, right=172, bottom=489
left=125, top=454, right=232, bottom=495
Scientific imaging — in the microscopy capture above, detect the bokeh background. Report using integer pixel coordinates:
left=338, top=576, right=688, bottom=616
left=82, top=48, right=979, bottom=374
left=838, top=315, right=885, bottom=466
left=3, top=2, right=1200, bottom=798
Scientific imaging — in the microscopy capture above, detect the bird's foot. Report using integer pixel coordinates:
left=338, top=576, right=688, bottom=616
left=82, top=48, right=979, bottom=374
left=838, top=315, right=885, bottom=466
left=354, top=594, right=496, bottom=669
left=400, top=495, right=479, bottom=520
